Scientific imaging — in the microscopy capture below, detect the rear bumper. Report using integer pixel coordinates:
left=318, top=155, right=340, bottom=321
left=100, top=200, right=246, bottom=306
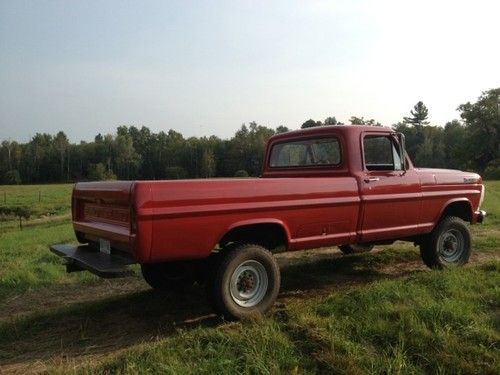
left=50, top=244, right=135, bottom=278
left=473, top=210, right=486, bottom=224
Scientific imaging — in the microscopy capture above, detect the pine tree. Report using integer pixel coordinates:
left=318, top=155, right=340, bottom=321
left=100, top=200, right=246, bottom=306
left=404, top=101, right=430, bottom=126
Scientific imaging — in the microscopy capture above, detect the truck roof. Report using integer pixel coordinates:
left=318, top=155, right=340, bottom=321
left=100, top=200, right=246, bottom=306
left=269, top=124, right=393, bottom=143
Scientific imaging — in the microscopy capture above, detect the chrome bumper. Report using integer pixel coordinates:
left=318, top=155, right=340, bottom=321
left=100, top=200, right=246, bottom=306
left=476, top=210, right=486, bottom=224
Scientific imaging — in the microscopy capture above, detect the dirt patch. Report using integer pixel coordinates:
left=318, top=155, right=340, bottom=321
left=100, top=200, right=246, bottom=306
left=0, top=278, right=148, bottom=324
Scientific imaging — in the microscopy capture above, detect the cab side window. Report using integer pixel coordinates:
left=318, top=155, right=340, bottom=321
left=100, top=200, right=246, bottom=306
left=364, top=135, right=402, bottom=171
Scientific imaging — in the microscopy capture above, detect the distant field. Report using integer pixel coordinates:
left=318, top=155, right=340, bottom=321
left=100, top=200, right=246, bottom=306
left=0, top=184, right=73, bottom=231
left=0, top=181, right=498, bottom=373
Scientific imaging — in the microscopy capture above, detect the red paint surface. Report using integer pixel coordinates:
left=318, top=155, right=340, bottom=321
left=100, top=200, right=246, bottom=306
left=71, top=126, right=484, bottom=263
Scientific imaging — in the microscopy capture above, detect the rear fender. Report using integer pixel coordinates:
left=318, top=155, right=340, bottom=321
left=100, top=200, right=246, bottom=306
left=219, top=218, right=291, bottom=249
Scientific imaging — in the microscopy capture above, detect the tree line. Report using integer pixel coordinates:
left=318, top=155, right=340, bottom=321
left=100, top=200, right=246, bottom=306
left=1, top=88, right=498, bottom=184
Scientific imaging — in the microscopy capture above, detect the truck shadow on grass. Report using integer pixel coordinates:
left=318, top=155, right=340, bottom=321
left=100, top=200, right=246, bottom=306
left=0, top=248, right=425, bottom=369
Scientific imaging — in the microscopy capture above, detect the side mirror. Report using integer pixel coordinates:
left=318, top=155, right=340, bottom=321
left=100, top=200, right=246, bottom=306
left=397, top=132, right=407, bottom=171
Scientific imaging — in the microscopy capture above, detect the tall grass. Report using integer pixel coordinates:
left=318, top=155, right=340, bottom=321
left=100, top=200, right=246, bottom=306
left=0, top=223, right=98, bottom=301
left=78, top=262, right=498, bottom=374
left=305, top=262, right=500, bottom=373
left=482, top=180, right=499, bottom=226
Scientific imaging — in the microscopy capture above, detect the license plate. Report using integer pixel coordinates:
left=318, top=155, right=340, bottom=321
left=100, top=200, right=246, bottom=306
left=99, top=239, right=111, bottom=254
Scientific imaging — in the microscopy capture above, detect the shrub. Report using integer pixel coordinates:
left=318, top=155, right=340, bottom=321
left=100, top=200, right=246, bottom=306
left=0, top=206, right=32, bottom=219
left=3, top=170, right=21, bottom=185
left=234, top=169, right=249, bottom=177
left=165, top=166, right=188, bottom=180
left=483, top=159, right=500, bottom=180
left=87, top=163, right=117, bottom=181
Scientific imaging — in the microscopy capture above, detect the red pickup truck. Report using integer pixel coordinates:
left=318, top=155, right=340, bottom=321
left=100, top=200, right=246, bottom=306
left=51, top=125, right=486, bottom=319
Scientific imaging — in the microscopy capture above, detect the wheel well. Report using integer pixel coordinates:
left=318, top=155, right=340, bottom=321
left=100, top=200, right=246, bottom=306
left=219, top=223, right=288, bottom=252
left=440, top=201, right=472, bottom=223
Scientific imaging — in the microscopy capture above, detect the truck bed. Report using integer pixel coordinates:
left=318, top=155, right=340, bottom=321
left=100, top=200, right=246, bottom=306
left=72, top=177, right=360, bottom=263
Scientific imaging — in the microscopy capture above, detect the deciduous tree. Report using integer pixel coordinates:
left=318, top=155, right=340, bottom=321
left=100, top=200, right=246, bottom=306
left=301, top=119, right=322, bottom=128
left=458, top=88, right=500, bottom=172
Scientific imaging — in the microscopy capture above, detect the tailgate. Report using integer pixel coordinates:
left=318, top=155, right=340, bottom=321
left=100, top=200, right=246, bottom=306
left=72, top=181, right=135, bottom=253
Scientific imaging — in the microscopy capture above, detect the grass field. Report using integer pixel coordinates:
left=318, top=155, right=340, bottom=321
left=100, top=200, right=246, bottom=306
left=0, top=184, right=73, bottom=232
left=0, top=184, right=72, bottom=217
left=0, top=182, right=498, bottom=373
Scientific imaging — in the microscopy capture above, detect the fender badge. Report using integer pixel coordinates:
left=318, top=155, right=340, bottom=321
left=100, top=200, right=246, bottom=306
left=464, top=177, right=477, bottom=184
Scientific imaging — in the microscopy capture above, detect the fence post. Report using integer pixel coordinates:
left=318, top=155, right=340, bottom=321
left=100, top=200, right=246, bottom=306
left=19, top=216, right=23, bottom=230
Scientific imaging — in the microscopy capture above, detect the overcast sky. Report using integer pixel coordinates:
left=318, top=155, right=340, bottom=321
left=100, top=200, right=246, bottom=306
left=1, top=0, right=499, bottom=142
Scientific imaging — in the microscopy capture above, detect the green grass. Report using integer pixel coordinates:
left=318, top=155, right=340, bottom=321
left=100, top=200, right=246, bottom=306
left=0, top=184, right=72, bottom=222
left=85, top=319, right=303, bottom=375
left=70, top=262, right=497, bottom=374
left=471, top=181, right=500, bottom=254
left=1, top=257, right=497, bottom=374
left=482, top=180, right=500, bottom=226
left=0, top=223, right=99, bottom=302
left=308, top=263, right=499, bottom=373
left=0, top=181, right=498, bottom=373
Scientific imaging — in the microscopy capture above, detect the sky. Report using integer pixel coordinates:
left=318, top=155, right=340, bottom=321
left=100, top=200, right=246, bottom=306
left=1, top=0, right=499, bottom=142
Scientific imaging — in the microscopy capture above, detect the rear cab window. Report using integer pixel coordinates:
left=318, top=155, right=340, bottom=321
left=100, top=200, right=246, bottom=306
left=363, top=135, right=402, bottom=171
left=269, top=137, right=341, bottom=168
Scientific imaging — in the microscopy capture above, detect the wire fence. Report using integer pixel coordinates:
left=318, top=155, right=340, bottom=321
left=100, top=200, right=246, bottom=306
left=0, top=188, right=71, bottom=231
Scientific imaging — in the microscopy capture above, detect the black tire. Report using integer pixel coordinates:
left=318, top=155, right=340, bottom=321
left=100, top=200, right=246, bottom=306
left=209, top=243, right=280, bottom=320
left=420, top=216, right=471, bottom=269
left=141, top=261, right=197, bottom=291
left=339, top=243, right=375, bottom=254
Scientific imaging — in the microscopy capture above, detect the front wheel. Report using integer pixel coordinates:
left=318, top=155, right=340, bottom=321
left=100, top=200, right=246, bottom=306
left=420, top=216, right=471, bottom=269
left=209, top=243, right=280, bottom=320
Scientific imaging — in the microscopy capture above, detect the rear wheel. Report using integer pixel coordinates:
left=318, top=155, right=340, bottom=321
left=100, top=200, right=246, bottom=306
left=209, top=243, right=280, bottom=320
left=420, top=216, right=471, bottom=269
left=141, top=261, right=197, bottom=291
left=339, top=243, right=374, bottom=254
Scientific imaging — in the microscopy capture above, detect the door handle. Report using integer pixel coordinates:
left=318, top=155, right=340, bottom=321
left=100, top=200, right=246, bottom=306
left=364, top=177, right=380, bottom=183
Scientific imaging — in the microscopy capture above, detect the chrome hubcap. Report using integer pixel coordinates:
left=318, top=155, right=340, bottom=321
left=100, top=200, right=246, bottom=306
left=438, top=229, right=464, bottom=263
left=230, top=260, right=268, bottom=307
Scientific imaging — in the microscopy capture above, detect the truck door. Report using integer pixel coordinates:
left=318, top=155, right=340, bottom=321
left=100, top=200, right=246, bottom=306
left=359, top=132, right=422, bottom=242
